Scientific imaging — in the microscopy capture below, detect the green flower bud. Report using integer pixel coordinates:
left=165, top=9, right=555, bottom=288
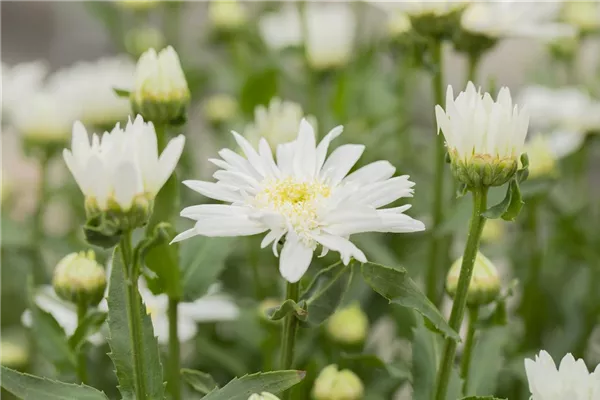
left=0, top=339, right=29, bottom=369
left=449, top=149, right=519, bottom=188
left=125, top=27, right=166, bottom=59
left=313, top=364, right=364, bottom=400
left=446, top=251, right=500, bottom=307
left=326, top=303, right=368, bottom=345
left=52, top=250, right=107, bottom=308
left=248, top=392, right=280, bottom=400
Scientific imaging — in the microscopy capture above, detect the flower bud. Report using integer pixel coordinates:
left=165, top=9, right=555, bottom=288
left=52, top=250, right=107, bottom=308
left=387, top=12, right=412, bottom=38
left=1, top=339, right=29, bottom=369
left=450, top=149, right=519, bottom=188
left=313, top=364, right=364, bottom=400
left=446, top=251, right=500, bottom=307
left=125, top=27, right=166, bottom=59
left=203, top=94, right=238, bottom=124
left=326, top=303, right=368, bottom=345
left=248, top=393, right=280, bottom=400
left=209, top=0, right=247, bottom=31
left=131, top=46, right=190, bottom=125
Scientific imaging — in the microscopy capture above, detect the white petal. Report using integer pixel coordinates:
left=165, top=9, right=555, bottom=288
left=180, top=297, right=240, bottom=322
left=183, top=180, right=241, bottom=202
left=315, top=125, right=343, bottom=173
left=113, top=162, right=142, bottom=210
left=293, top=118, right=317, bottom=178
left=313, top=234, right=366, bottom=265
left=180, top=204, right=251, bottom=219
left=343, top=160, right=396, bottom=185
left=154, top=135, right=185, bottom=194
left=279, top=233, right=313, bottom=283
left=320, top=144, right=365, bottom=186
left=191, top=216, right=267, bottom=237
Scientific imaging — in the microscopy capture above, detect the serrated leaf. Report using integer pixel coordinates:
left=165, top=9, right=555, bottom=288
left=202, top=370, right=306, bottom=400
left=0, top=366, right=108, bottom=400
left=361, top=262, right=459, bottom=341
left=180, top=237, right=236, bottom=301
left=299, top=261, right=352, bottom=326
left=107, top=246, right=164, bottom=400
left=68, top=310, right=107, bottom=352
left=501, top=179, right=524, bottom=221
left=182, top=369, right=218, bottom=395
left=28, top=283, right=76, bottom=372
left=113, top=87, right=131, bottom=98
left=267, top=299, right=307, bottom=321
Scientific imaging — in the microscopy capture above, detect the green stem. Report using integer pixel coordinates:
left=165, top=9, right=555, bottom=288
left=76, top=302, right=88, bottom=384
left=460, top=306, right=479, bottom=394
left=426, top=39, right=447, bottom=306
left=120, top=232, right=147, bottom=400
left=280, top=281, right=300, bottom=400
left=168, top=297, right=181, bottom=400
left=466, top=53, right=480, bottom=85
left=435, top=187, right=488, bottom=400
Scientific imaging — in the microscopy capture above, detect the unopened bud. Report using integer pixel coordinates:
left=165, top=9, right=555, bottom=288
left=248, top=393, right=280, bottom=400
left=446, top=251, right=500, bottom=307
left=449, top=149, right=518, bottom=188
left=53, top=250, right=106, bottom=308
left=326, top=303, right=368, bottom=345
left=313, top=364, right=364, bottom=400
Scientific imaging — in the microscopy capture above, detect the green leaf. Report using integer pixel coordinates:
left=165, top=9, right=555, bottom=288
left=182, top=369, right=218, bottom=395
left=466, top=327, right=509, bottom=396
left=361, top=262, right=459, bottom=341
left=412, top=321, right=462, bottom=400
left=0, top=366, right=108, bottom=400
left=500, top=180, right=524, bottom=221
left=28, top=284, right=76, bottom=372
left=107, top=246, right=165, bottom=400
left=240, top=68, right=279, bottom=116
left=142, top=223, right=181, bottom=298
left=299, top=261, right=352, bottom=326
left=267, top=299, right=307, bottom=321
left=180, top=237, right=236, bottom=302
left=460, top=397, right=507, bottom=400
left=517, top=152, right=529, bottom=183
left=68, top=310, right=107, bottom=352
left=202, top=370, right=306, bottom=400
left=339, top=353, right=411, bottom=381
left=113, top=88, right=131, bottom=98
left=482, top=184, right=512, bottom=219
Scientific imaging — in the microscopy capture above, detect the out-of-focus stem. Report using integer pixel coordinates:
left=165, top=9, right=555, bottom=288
left=460, top=306, right=479, bottom=394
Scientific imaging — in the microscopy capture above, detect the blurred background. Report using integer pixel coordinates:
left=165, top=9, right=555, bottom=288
left=2, top=1, right=600, bottom=399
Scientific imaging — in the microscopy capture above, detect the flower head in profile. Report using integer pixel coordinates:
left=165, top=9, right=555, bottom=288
left=436, top=82, right=529, bottom=187
left=175, top=119, right=424, bottom=283
left=525, top=351, right=600, bottom=400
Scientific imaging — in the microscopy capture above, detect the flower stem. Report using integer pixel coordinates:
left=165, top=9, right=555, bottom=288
left=120, top=232, right=147, bottom=400
left=426, top=39, right=448, bottom=306
left=168, top=297, right=181, bottom=400
left=435, top=187, right=488, bottom=400
left=76, top=302, right=88, bottom=384
left=466, top=52, right=480, bottom=85
left=280, top=281, right=300, bottom=399
left=460, top=306, right=479, bottom=394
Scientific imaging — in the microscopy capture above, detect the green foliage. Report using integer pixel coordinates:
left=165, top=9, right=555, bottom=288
left=142, top=222, right=181, bottom=298
left=0, top=366, right=108, bottom=400
left=482, top=180, right=524, bottom=221
left=460, top=397, right=507, bottom=400
left=182, top=369, right=218, bottom=395
left=240, top=67, right=279, bottom=116
left=361, top=262, right=460, bottom=341
left=466, top=327, right=509, bottom=396
left=202, top=370, right=306, bottom=400
left=267, top=299, right=307, bottom=321
left=106, top=247, right=164, bottom=400
left=68, top=310, right=107, bottom=352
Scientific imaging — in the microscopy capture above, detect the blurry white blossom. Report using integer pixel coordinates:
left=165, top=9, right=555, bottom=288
left=387, top=11, right=412, bottom=37
left=1, top=60, right=48, bottom=118
left=525, top=350, right=600, bottom=399
left=562, top=0, right=600, bottom=33
left=243, top=98, right=312, bottom=147
left=209, top=0, right=247, bottom=31
left=461, top=1, right=576, bottom=40
left=63, top=115, right=185, bottom=213
left=259, top=5, right=303, bottom=50
left=203, top=93, right=238, bottom=124
left=175, top=119, right=424, bottom=283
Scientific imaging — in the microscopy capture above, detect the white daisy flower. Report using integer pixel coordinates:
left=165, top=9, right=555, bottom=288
left=1, top=60, right=48, bottom=119
left=525, top=350, right=600, bottom=400
left=63, top=115, right=185, bottom=213
left=461, top=1, right=576, bottom=40
left=259, top=5, right=303, bottom=51
left=174, top=119, right=425, bottom=283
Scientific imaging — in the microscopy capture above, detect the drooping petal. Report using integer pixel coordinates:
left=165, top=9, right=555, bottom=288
left=313, top=233, right=366, bottom=265
left=279, top=233, right=313, bottom=283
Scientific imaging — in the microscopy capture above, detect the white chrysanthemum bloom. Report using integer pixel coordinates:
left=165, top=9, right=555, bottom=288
left=304, top=3, right=356, bottom=70
left=525, top=351, right=600, bottom=400
left=259, top=5, right=303, bottom=51
left=47, top=56, right=135, bottom=128
left=63, top=115, right=185, bottom=230
left=248, top=393, right=280, bottom=400
left=174, top=119, right=425, bottom=283
left=243, top=98, right=313, bottom=147
left=131, top=46, right=190, bottom=123
left=518, top=85, right=600, bottom=137
left=21, top=286, right=105, bottom=346
left=138, top=279, right=239, bottom=344
left=208, top=0, right=247, bottom=31
left=1, top=60, right=48, bottom=119
left=436, top=82, right=529, bottom=187
left=461, top=1, right=576, bottom=40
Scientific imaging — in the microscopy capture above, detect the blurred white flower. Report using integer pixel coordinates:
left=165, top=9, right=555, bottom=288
left=138, top=279, right=239, bottom=344
left=63, top=115, right=185, bottom=212
left=461, top=1, right=576, bottom=40
left=562, top=0, right=600, bottom=33
left=175, top=119, right=424, bottom=283
left=372, top=0, right=467, bottom=18
left=1, top=60, right=48, bottom=118
left=208, top=0, right=247, bottom=31
left=47, top=56, right=135, bottom=128
left=21, top=286, right=105, bottom=346
left=387, top=11, right=412, bottom=37
left=243, top=98, right=311, bottom=147
left=525, top=350, right=600, bottom=400
left=259, top=5, right=303, bottom=50
left=304, top=3, right=356, bottom=70
left=523, top=134, right=576, bottom=180
left=518, top=85, right=600, bottom=137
